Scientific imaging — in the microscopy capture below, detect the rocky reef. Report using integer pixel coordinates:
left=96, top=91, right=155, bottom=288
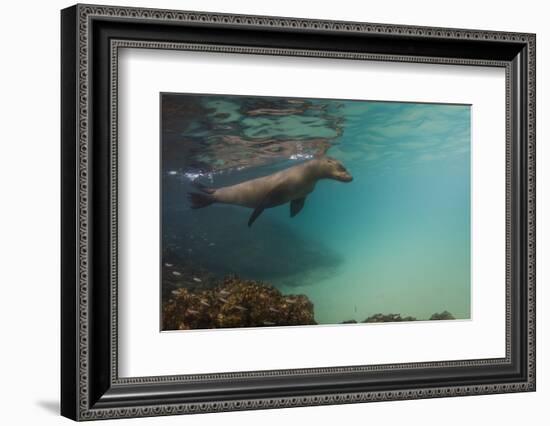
left=429, top=310, right=455, bottom=320
left=363, top=313, right=418, bottom=323
left=341, top=311, right=456, bottom=324
left=161, top=247, right=455, bottom=330
left=162, top=275, right=316, bottom=330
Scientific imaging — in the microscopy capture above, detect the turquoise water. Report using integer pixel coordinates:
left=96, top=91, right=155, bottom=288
left=162, top=94, right=471, bottom=325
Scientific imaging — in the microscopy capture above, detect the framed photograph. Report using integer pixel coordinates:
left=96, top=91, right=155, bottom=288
left=61, top=4, right=536, bottom=421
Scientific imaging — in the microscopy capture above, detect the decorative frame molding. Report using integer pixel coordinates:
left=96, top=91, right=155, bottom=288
left=61, top=4, right=535, bottom=421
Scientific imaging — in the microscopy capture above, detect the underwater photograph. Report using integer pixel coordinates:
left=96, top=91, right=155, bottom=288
left=160, top=93, right=471, bottom=331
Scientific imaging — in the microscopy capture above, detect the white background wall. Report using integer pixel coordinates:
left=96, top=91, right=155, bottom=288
left=0, top=0, right=546, bottom=424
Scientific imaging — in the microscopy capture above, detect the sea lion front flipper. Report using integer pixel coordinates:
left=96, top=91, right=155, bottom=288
left=290, top=197, right=306, bottom=218
left=248, top=205, right=266, bottom=227
left=248, top=186, right=285, bottom=227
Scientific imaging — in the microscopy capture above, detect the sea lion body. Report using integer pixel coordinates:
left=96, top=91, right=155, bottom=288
left=213, top=164, right=317, bottom=208
left=188, top=157, right=352, bottom=226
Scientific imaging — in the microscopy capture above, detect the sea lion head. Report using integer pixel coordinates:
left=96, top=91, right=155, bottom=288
left=317, top=156, right=353, bottom=182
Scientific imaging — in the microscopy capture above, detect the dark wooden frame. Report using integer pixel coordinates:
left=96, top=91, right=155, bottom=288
left=61, top=3, right=536, bottom=421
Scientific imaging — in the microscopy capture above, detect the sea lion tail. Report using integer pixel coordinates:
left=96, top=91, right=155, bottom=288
left=187, top=192, right=216, bottom=209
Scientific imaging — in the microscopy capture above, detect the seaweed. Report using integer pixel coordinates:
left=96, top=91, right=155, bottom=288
left=162, top=275, right=316, bottom=330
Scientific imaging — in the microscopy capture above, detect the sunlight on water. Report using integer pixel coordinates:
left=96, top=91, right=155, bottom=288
left=161, top=93, right=470, bottom=328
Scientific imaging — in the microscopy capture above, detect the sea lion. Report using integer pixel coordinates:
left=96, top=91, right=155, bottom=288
left=187, top=156, right=353, bottom=227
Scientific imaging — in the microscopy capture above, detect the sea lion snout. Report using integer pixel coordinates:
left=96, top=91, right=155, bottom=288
left=320, top=157, right=353, bottom=182
left=336, top=171, right=353, bottom=182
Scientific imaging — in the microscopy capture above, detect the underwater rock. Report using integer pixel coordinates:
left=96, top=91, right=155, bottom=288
left=363, top=313, right=417, bottom=323
left=340, top=311, right=456, bottom=324
left=162, top=275, right=316, bottom=330
left=429, top=311, right=455, bottom=320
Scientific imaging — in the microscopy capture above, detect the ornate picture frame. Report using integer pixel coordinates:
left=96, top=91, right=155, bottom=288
left=61, top=4, right=536, bottom=421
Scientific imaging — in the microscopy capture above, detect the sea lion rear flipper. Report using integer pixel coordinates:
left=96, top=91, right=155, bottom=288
left=290, top=197, right=306, bottom=218
left=188, top=192, right=215, bottom=209
left=192, top=181, right=216, bottom=194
